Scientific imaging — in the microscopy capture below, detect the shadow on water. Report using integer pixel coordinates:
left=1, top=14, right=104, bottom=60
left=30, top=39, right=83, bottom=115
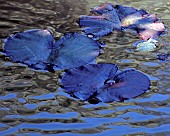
left=0, top=0, right=170, bottom=135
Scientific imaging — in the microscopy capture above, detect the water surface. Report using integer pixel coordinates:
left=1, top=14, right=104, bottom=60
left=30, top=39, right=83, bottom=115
left=0, top=0, right=170, bottom=135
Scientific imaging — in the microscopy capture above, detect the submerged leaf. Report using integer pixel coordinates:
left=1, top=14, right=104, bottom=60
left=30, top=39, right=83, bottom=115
left=157, top=53, right=170, bottom=61
left=3, top=30, right=101, bottom=71
left=61, top=64, right=150, bottom=103
left=134, top=38, right=158, bottom=52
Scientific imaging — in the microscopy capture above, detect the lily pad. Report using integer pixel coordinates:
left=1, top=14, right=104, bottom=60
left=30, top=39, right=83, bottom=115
left=79, top=3, right=121, bottom=37
left=3, top=29, right=101, bottom=71
left=4, top=29, right=54, bottom=70
left=96, top=69, right=150, bottom=102
left=52, top=33, right=101, bottom=69
left=61, top=63, right=118, bottom=100
left=61, top=64, right=150, bottom=103
left=138, top=22, right=165, bottom=40
left=116, top=5, right=138, bottom=16
left=79, top=3, right=164, bottom=39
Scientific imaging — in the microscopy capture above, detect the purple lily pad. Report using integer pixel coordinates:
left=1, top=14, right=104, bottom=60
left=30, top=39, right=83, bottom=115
left=3, top=29, right=101, bottom=71
left=61, top=64, right=150, bottom=103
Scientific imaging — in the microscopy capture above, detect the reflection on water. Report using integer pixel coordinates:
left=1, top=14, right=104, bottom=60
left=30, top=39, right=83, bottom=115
left=0, top=0, right=170, bottom=135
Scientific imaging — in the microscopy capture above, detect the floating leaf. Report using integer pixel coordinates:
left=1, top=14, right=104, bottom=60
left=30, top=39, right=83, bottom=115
left=61, top=64, right=118, bottom=100
left=79, top=3, right=121, bottom=37
left=96, top=69, right=150, bottom=102
left=79, top=3, right=164, bottom=39
left=52, top=33, right=101, bottom=69
left=115, top=5, right=141, bottom=20
left=138, top=22, right=165, bottom=40
left=61, top=64, right=150, bottom=103
left=122, top=14, right=157, bottom=29
left=4, top=29, right=54, bottom=70
left=3, top=30, right=101, bottom=71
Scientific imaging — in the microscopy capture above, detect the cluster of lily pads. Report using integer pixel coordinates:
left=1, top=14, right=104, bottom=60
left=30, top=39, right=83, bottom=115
left=79, top=3, right=165, bottom=52
left=2, top=3, right=165, bottom=103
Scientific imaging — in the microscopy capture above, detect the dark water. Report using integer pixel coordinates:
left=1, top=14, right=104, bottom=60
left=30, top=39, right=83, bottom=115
left=0, top=0, right=170, bottom=135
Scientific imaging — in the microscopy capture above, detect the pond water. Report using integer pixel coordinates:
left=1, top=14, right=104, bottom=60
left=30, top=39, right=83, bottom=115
left=0, top=0, right=170, bottom=135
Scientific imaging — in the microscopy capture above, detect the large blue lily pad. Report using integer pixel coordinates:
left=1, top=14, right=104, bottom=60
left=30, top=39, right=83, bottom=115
left=61, top=64, right=150, bottom=103
left=3, top=29, right=101, bottom=71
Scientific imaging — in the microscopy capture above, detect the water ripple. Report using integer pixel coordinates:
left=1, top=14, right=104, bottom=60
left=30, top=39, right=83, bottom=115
left=0, top=0, right=170, bottom=135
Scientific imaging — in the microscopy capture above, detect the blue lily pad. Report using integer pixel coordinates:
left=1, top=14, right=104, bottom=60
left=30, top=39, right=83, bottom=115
left=61, top=64, right=150, bottom=103
left=4, top=29, right=54, bottom=70
left=96, top=69, right=150, bottom=102
left=79, top=3, right=121, bottom=37
left=92, top=3, right=121, bottom=24
left=3, top=30, right=101, bottom=71
left=115, top=5, right=164, bottom=39
left=122, top=14, right=157, bottom=30
left=115, top=5, right=143, bottom=20
left=52, top=33, right=101, bottom=69
left=61, top=63, right=118, bottom=100
left=92, top=3, right=115, bottom=15
left=79, top=3, right=164, bottom=39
